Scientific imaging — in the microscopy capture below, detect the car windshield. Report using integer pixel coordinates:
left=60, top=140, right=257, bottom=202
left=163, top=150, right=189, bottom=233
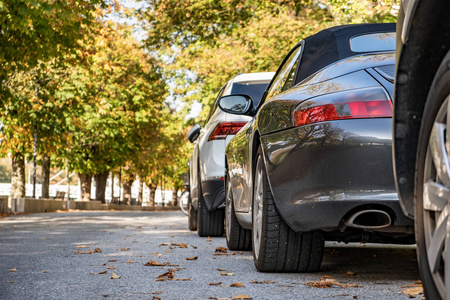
left=230, top=82, right=270, bottom=106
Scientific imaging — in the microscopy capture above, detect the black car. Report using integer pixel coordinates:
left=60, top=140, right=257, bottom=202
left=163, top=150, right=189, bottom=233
left=394, top=1, right=450, bottom=298
left=220, top=23, right=414, bottom=272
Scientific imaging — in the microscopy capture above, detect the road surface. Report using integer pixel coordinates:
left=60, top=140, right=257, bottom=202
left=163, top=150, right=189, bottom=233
left=0, top=211, right=420, bottom=299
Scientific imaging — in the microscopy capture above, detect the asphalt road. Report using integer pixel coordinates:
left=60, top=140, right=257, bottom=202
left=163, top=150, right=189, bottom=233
left=0, top=211, right=420, bottom=300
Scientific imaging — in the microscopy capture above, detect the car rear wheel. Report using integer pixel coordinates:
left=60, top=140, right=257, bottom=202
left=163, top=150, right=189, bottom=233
left=252, top=147, right=324, bottom=272
left=188, top=194, right=197, bottom=231
left=225, top=174, right=251, bottom=250
left=197, top=195, right=224, bottom=237
left=415, top=51, right=450, bottom=300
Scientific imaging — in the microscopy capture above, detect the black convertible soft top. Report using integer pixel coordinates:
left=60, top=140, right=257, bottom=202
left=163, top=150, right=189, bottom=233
left=297, top=23, right=396, bottom=82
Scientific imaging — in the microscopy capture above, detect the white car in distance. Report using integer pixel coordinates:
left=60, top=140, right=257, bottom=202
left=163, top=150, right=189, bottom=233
left=187, top=72, right=275, bottom=237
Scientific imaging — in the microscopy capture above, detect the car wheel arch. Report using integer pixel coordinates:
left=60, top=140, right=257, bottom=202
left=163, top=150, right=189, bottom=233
left=394, top=0, right=450, bottom=218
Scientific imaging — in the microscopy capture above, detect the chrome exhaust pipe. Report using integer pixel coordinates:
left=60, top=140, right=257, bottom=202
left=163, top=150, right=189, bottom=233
left=344, top=210, right=391, bottom=229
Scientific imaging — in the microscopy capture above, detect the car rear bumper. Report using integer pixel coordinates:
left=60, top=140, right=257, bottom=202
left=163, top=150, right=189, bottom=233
left=260, top=118, right=412, bottom=232
left=201, top=178, right=225, bottom=211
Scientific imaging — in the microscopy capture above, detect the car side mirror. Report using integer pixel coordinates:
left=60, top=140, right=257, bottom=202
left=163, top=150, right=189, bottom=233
left=218, top=94, right=254, bottom=116
left=187, top=124, right=201, bottom=143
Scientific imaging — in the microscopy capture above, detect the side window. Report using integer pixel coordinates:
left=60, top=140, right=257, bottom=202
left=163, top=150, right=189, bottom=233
left=266, top=45, right=302, bottom=100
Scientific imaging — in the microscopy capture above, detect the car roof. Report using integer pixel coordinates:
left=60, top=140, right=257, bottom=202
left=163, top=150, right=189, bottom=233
left=230, top=72, right=275, bottom=84
left=297, top=23, right=396, bottom=82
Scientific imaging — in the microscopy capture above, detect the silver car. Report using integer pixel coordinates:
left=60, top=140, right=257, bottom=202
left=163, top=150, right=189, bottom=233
left=187, top=72, right=274, bottom=237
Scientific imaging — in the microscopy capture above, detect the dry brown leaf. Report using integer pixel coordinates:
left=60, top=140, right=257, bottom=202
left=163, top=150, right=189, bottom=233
left=191, top=245, right=198, bottom=249
left=94, top=248, right=102, bottom=253
left=110, top=272, right=121, bottom=279
left=207, top=282, right=222, bottom=286
left=230, top=282, right=244, bottom=287
left=107, top=266, right=115, bottom=270
left=159, top=243, right=168, bottom=247
left=152, top=252, right=162, bottom=257
left=250, top=280, right=275, bottom=284
left=6, top=281, right=14, bottom=283
left=215, top=247, right=228, bottom=253
left=8, top=268, right=17, bottom=272
left=136, top=226, right=142, bottom=229
left=220, top=272, right=235, bottom=276
left=76, top=245, right=89, bottom=248
left=345, top=271, right=356, bottom=277
left=120, top=248, right=130, bottom=251
left=153, top=297, right=162, bottom=300
left=108, top=259, right=117, bottom=262
left=402, top=287, right=424, bottom=297
left=90, top=270, right=108, bottom=275
left=276, top=284, right=294, bottom=287
left=305, top=276, right=362, bottom=289
left=152, top=291, right=163, bottom=295
left=42, top=271, right=49, bottom=273
left=233, top=295, right=252, bottom=299
left=172, top=278, right=191, bottom=281
left=127, top=260, right=134, bottom=264
left=180, top=243, right=188, bottom=248
left=144, top=260, right=167, bottom=266
left=186, top=256, right=198, bottom=261
left=157, top=269, right=175, bottom=280
left=165, top=250, right=172, bottom=253
left=74, top=249, right=94, bottom=254
left=217, top=268, right=227, bottom=271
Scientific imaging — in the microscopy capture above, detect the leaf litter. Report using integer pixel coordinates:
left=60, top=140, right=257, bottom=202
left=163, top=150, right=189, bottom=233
left=305, top=276, right=361, bottom=288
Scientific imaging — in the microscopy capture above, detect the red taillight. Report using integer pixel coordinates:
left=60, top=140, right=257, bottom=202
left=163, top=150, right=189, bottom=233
left=293, top=87, right=392, bottom=127
left=208, top=122, right=247, bottom=141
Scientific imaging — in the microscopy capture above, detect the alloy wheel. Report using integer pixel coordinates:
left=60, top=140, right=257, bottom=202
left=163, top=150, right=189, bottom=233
left=252, top=155, right=264, bottom=261
left=423, top=96, right=450, bottom=298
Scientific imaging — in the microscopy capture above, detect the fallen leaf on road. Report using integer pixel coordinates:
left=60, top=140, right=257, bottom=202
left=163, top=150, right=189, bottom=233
left=402, top=287, right=423, bottom=297
left=153, top=297, right=162, bottom=300
left=191, top=245, right=198, bottom=249
left=90, top=271, right=108, bottom=275
left=42, top=271, right=49, bottom=273
left=159, top=243, right=168, bottom=247
left=108, top=259, right=117, bottom=262
left=107, top=266, right=115, bottom=270
left=215, top=247, right=228, bottom=253
left=213, top=253, right=230, bottom=256
left=217, top=268, right=227, bottom=271
left=172, top=278, right=191, bottom=281
left=94, top=248, right=102, bottom=253
left=74, top=249, right=94, bottom=254
left=165, top=250, right=172, bottom=253
left=144, top=260, right=167, bottom=266
left=8, top=268, right=17, bottom=272
left=250, top=280, right=275, bottom=284
left=76, top=245, right=89, bottom=248
left=230, top=282, right=244, bottom=287
left=157, top=269, right=175, bottom=280
left=345, top=271, right=356, bottom=277
left=276, top=284, right=294, bottom=287
left=220, top=272, right=235, bottom=276
left=136, top=226, right=142, bottom=229
left=206, top=237, right=212, bottom=241
left=6, top=281, right=14, bottom=283
left=152, top=252, right=162, bottom=257
left=305, top=276, right=361, bottom=288
left=110, top=272, right=121, bottom=279
left=233, top=295, right=252, bottom=299
left=207, top=282, right=222, bottom=286
left=152, top=291, right=163, bottom=294
left=121, top=248, right=130, bottom=251
left=127, top=260, right=134, bottom=264
left=186, top=256, right=198, bottom=260
left=401, top=281, right=423, bottom=288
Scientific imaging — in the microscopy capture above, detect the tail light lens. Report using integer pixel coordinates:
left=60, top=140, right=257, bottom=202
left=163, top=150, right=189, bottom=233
left=208, top=122, right=247, bottom=141
left=293, top=87, right=392, bottom=127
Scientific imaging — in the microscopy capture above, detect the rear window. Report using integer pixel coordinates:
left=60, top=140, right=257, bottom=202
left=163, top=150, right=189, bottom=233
left=230, top=82, right=270, bottom=106
left=350, top=32, right=395, bottom=52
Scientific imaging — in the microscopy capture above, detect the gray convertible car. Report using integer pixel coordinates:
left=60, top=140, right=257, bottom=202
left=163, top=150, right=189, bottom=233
left=220, top=23, right=414, bottom=272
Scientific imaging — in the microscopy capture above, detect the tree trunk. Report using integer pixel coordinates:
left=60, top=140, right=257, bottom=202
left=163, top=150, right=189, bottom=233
left=171, top=187, right=179, bottom=206
left=11, top=153, right=25, bottom=198
left=149, top=183, right=157, bottom=207
left=138, top=178, right=143, bottom=204
left=79, top=173, right=93, bottom=201
left=94, top=171, right=109, bottom=204
left=122, top=179, right=133, bottom=205
left=41, top=156, right=50, bottom=198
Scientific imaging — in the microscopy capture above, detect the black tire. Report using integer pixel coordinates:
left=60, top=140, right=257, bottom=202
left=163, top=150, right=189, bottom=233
left=197, top=194, right=225, bottom=237
left=225, top=174, right=251, bottom=250
left=414, top=50, right=450, bottom=300
left=188, top=194, right=197, bottom=231
left=252, top=147, right=324, bottom=272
